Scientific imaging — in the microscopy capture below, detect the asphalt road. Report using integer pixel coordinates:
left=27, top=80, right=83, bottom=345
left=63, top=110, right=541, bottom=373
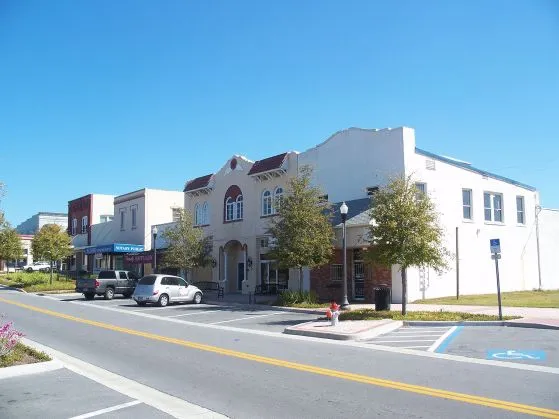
left=1, top=288, right=558, bottom=418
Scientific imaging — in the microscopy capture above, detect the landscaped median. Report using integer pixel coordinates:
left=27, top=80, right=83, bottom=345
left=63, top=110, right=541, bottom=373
left=1, top=319, right=51, bottom=374
left=0, top=272, right=76, bottom=293
left=338, top=309, right=520, bottom=322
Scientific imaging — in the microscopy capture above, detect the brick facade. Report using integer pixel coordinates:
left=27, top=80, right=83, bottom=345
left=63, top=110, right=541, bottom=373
left=310, top=248, right=392, bottom=303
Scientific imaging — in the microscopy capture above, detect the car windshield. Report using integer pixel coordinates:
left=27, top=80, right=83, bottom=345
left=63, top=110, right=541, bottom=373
left=138, top=275, right=157, bottom=285
left=98, top=271, right=117, bottom=279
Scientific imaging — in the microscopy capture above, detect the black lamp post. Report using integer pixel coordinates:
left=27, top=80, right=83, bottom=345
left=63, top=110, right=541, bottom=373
left=340, top=202, right=350, bottom=310
left=152, top=225, right=158, bottom=274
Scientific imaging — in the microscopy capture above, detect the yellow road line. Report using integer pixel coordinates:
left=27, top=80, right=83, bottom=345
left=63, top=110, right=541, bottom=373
left=2, top=296, right=558, bottom=418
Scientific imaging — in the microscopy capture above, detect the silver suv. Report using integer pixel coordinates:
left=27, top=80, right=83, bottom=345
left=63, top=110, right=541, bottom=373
left=132, top=274, right=203, bottom=307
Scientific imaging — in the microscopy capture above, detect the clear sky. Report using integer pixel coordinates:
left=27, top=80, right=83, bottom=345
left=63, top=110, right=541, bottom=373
left=1, top=0, right=558, bottom=226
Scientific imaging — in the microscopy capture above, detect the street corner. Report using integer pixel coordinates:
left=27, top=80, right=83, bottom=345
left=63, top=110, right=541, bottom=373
left=283, top=318, right=401, bottom=341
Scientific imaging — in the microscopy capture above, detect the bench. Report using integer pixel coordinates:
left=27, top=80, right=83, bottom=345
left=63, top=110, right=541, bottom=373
left=193, top=281, right=224, bottom=299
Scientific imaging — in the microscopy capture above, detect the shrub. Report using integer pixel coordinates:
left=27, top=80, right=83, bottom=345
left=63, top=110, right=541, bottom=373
left=0, top=319, right=24, bottom=357
left=276, top=290, right=319, bottom=306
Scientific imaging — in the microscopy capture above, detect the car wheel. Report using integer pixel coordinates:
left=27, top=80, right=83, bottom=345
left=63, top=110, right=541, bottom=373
left=158, top=294, right=169, bottom=307
left=104, top=288, right=114, bottom=300
left=84, top=293, right=95, bottom=300
left=136, top=301, right=147, bottom=306
left=193, top=292, right=202, bottom=304
left=27, top=268, right=33, bottom=273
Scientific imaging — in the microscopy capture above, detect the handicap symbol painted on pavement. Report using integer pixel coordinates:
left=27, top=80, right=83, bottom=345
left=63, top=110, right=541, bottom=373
left=487, top=350, right=546, bottom=361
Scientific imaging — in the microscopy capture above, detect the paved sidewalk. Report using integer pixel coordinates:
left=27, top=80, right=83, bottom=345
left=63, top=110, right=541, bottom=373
left=284, top=319, right=401, bottom=340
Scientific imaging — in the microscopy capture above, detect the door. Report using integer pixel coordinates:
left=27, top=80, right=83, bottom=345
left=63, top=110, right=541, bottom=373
left=177, top=278, right=190, bottom=301
left=162, top=277, right=179, bottom=301
left=353, top=261, right=365, bottom=300
left=237, top=263, right=244, bottom=291
left=117, top=271, right=129, bottom=292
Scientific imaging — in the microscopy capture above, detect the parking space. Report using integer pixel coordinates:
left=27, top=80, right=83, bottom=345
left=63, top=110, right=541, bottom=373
left=0, top=368, right=171, bottom=419
left=43, top=293, right=320, bottom=333
left=443, top=326, right=559, bottom=367
left=360, top=326, right=454, bottom=350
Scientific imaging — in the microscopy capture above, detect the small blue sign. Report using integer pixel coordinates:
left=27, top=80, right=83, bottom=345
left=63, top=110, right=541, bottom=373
left=487, top=350, right=546, bottom=361
left=490, top=238, right=501, bottom=254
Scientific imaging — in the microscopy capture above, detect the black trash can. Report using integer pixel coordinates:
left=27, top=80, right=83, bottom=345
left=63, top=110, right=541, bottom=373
left=374, top=284, right=391, bottom=311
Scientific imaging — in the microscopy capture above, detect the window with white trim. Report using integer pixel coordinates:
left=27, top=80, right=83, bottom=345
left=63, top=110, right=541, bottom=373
left=120, top=208, right=126, bottom=230
left=415, top=182, right=427, bottom=200
left=516, top=196, right=525, bottom=224
left=194, top=203, right=201, bottom=225
left=225, top=197, right=234, bottom=221
left=262, top=190, right=272, bottom=216
left=273, top=187, right=283, bottom=213
left=172, top=208, right=181, bottom=223
left=462, top=189, right=473, bottom=220
left=81, top=216, right=88, bottom=234
left=484, top=192, right=503, bottom=222
left=100, top=215, right=113, bottom=223
left=235, top=195, right=243, bottom=219
left=131, top=205, right=137, bottom=229
left=203, top=202, right=209, bottom=225
left=71, top=218, right=77, bottom=235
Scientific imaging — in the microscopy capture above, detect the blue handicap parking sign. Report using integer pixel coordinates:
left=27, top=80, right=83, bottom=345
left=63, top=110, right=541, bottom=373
left=487, top=350, right=546, bottom=361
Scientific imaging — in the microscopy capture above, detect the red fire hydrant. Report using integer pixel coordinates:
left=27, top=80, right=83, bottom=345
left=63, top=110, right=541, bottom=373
left=325, top=301, right=340, bottom=326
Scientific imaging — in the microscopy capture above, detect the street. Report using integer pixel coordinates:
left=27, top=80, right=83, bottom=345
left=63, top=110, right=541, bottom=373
left=1, top=288, right=558, bottom=418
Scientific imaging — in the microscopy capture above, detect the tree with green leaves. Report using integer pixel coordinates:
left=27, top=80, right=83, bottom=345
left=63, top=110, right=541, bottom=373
left=31, top=224, right=73, bottom=284
left=161, top=208, right=213, bottom=278
left=267, top=166, right=334, bottom=290
left=366, top=175, right=450, bottom=315
left=0, top=226, right=23, bottom=270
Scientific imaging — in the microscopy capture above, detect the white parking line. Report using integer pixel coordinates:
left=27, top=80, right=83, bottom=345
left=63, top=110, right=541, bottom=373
left=135, top=304, right=207, bottom=311
left=69, top=400, right=142, bottom=418
left=373, top=339, right=437, bottom=343
left=167, top=310, right=223, bottom=318
left=428, top=326, right=458, bottom=352
left=209, top=312, right=284, bottom=324
left=389, top=334, right=445, bottom=337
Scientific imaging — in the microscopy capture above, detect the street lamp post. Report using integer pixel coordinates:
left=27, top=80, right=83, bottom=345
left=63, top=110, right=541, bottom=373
left=152, top=226, right=158, bottom=274
left=340, top=202, right=350, bottom=310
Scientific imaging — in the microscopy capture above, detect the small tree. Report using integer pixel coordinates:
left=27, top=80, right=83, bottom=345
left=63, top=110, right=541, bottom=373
left=366, top=175, right=450, bottom=315
left=161, top=209, right=212, bottom=278
left=0, top=226, right=23, bottom=270
left=31, top=224, right=73, bottom=284
left=267, top=166, right=334, bottom=290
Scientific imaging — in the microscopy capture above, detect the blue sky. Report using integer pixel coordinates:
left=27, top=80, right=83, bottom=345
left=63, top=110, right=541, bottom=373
left=1, top=0, right=558, bottom=226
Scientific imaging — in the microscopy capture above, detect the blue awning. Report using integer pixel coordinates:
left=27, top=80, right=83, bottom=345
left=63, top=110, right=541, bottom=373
left=84, top=243, right=144, bottom=255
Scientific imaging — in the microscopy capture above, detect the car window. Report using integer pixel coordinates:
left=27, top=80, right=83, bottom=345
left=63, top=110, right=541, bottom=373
left=129, top=272, right=140, bottom=280
left=160, top=277, right=169, bottom=286
left=98, top=271, right=117, bottom=279
left=138, top=275, right=156, bottom=285
left=118, top=271, right=127, bottom=279
left=178, top=278, right=188, bottom=287
left=164, top=277, right=179, bottom=286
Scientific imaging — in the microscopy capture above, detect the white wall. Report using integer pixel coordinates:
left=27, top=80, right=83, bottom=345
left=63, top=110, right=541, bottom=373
left=539, top=208, right=559, bottom=290
left=145, top=189, right=183, bottom=250
left=404, top=150, right=541, bottom=302
left=298, top=128, right=409, bottom=202
left=91, top=194, right=115, bottom=224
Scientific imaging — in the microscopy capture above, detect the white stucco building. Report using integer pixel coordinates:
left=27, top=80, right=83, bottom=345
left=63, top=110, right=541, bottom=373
left=174, top=127, right=557, bottom=303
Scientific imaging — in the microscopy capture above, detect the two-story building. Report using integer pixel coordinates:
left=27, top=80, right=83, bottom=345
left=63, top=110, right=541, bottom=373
left=178, top=127, right=556, bottom=303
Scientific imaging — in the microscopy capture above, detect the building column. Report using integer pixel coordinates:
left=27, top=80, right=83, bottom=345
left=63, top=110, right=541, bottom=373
left=223, top=249, right=228, bottom=284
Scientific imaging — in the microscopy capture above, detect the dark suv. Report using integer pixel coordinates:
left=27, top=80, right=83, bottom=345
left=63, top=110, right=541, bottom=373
left=75, top=270, right=140, bottom=300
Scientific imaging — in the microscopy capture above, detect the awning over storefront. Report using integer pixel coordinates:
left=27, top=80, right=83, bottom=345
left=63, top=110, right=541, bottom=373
left=84, top=243, right=144, bottom=255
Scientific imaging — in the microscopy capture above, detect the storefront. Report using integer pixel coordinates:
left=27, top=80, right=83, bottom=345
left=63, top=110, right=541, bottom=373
left=84, top=243, right=144, bottom=274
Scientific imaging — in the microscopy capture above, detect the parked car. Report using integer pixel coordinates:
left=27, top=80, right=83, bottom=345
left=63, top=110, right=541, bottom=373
left=132, top=274, right=203, bottom=307
left=75, top=270, right=140, bottom=300
left=22, top=262, right=52, bottom=272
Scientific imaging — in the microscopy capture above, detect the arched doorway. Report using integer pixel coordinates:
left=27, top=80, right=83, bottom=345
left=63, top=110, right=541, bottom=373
left=221, top=240, right=248, bottom=293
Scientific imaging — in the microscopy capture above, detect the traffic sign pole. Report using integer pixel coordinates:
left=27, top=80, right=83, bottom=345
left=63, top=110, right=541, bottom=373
left=494, top=254, right=503, bottom=320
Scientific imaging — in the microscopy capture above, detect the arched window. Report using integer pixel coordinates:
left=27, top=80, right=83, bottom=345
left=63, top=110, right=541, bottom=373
left=236, top=195, right=243, bottom=220
left=262, top=190, right=272, bottom=216
left=203, top=202, right=209, bottom=225
left=225, top=197, right=234, bottom=221
left=274, top=187, right=283, bottom=213
left=194, top=203, right=201, bottom=225
left=81, top=216, right=88, bottom=234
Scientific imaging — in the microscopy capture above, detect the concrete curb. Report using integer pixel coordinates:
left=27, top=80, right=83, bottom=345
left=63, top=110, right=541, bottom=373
left=204, top=299, right=325, bottom=315
left=404, top=320, right=559, bottom=330
left=0, top=284, right=26, bottom=293
left=284, top=320, right=403, bottom=341
left=0, top=358, right=63, bottom=380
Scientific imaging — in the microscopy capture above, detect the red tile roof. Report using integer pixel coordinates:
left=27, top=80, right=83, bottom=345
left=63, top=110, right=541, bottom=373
left=247, top=153, right=288, bottom=176
left=184, top=174, right=213, bottom=192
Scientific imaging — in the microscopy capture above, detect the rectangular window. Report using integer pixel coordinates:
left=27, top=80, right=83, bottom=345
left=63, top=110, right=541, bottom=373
left=516, top=196, right=525, bottom=224
left=484, top=192, right=504, bottom=223
left=331, top=264, right=343, bottom=281
left=81, top=216, right=88, bottom=234
left=172, top=208, right=181, bottom=222
left=72, top=218, right=77, bottom=235
left=462, top=189, right=472, bottom=220
left=131, top=205, right=137, bottom=229
left=415, top=182, right=427, bottom=200
left=100, top=215, right=113, bottom=223
left=120, top=209, right=126, bottom=230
